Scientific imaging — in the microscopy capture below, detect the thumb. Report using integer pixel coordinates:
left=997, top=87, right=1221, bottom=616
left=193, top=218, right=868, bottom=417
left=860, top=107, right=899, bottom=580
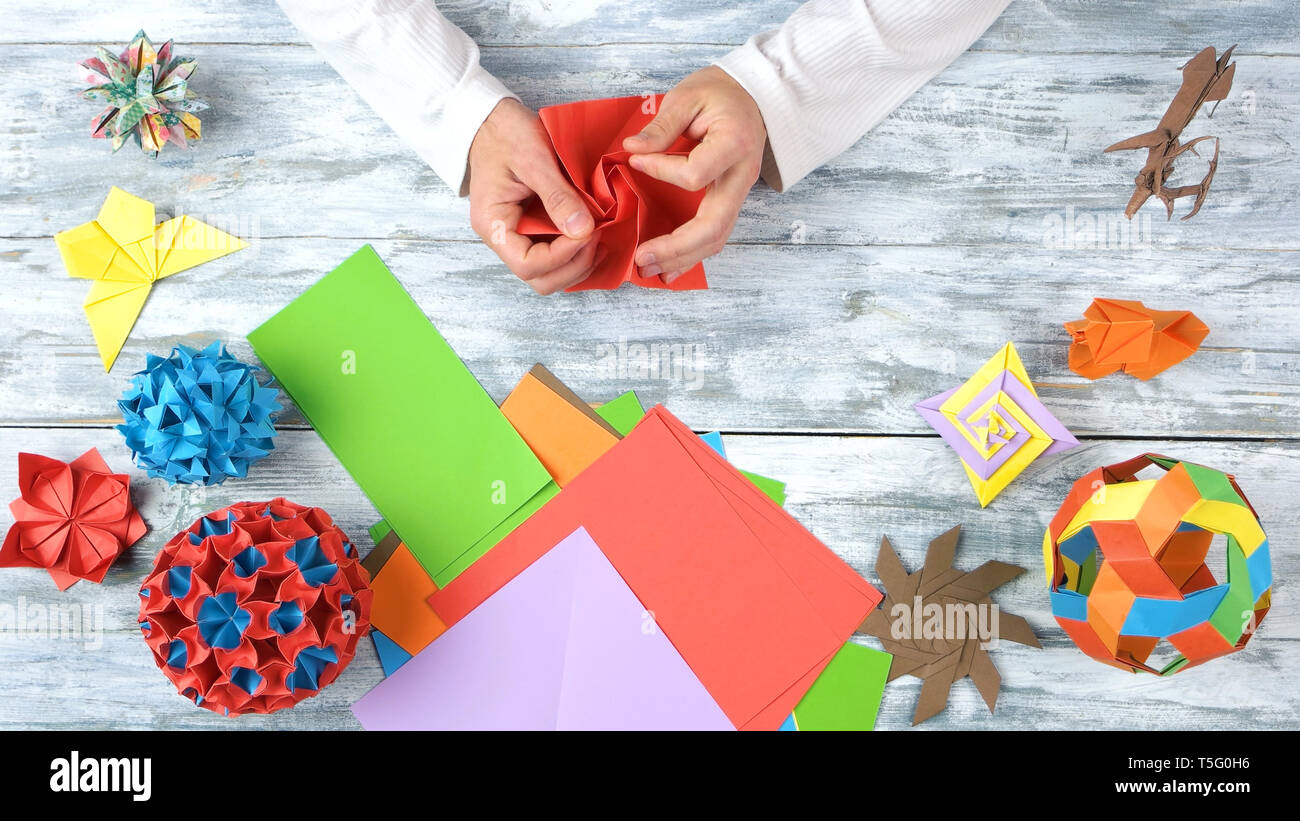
left=623, top=93, right=693, bottom=154
left=517, top=157, right=594, bottom=240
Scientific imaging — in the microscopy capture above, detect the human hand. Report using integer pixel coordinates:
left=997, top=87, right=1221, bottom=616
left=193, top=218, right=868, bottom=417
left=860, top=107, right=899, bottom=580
left=468, top=98, right=603, bottom=294
left=623, top=66, right=766, bottom=283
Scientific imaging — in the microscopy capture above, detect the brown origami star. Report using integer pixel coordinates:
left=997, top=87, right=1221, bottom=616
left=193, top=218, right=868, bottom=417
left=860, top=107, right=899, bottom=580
left=857, top=525, right=1039, bottom=725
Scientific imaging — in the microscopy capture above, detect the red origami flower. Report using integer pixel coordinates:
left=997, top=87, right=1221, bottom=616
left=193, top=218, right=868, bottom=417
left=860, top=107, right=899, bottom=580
left=1, top=449, right=146, bottom=590
left=139, top=499, right=372, bottom=716
left=518, top=94, right=708, bottom=292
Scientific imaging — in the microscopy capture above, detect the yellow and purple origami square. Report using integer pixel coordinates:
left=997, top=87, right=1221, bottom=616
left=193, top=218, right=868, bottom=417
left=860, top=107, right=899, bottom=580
left=916, top=342, right=1079, bottom=506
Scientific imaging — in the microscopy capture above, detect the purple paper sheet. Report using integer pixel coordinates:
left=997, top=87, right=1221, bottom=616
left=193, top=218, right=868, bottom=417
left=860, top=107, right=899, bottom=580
left=350, top=526, right=733, bottom=731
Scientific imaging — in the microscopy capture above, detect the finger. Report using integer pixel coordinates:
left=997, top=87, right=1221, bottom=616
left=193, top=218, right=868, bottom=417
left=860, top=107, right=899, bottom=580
left=472, top=202, right=591, bottom=280
left=628, top=129, right=744, bottom=191
left=635, top=166, right=751, bottom=277
left=526, top=243, right=606, bottom=295
left=622, top=91, right=697, bottom=154
left=513, top=155, right=594, bottom=240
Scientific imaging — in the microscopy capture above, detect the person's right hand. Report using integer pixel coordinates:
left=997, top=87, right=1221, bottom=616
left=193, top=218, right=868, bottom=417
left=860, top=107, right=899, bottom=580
left=468, top=98, right=603, bottom=294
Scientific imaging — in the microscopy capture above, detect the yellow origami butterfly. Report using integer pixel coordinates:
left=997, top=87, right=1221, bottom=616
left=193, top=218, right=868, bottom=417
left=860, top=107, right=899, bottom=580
left=54, top=187, right=246, bottom=371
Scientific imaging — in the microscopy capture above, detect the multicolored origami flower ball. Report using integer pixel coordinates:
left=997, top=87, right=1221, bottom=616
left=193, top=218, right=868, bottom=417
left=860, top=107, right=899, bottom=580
left=0, top=449, right=146, bottom=590
left=139, top=499, right=372, bottom=716
left=1045, top=454, right=1271, bottom=675
left=80, top=30, right=209, bottom=155
left=117, top=342, right=279, bottom=485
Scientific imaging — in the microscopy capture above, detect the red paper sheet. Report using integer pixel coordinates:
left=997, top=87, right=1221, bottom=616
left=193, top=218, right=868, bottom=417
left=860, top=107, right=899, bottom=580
left=517, top=95, right=708, bottom=292
left=429, top=406, right=881, bottom=730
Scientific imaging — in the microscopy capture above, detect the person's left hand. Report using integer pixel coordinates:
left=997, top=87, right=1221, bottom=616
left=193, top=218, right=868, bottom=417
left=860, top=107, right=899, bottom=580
left=622, top=66, right=767, bottom=284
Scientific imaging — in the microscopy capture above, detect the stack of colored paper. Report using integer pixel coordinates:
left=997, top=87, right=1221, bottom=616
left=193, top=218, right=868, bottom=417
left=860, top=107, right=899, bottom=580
left=249, top=246, right=890, bottom=730
left=420, top=406, right=882, bottom=730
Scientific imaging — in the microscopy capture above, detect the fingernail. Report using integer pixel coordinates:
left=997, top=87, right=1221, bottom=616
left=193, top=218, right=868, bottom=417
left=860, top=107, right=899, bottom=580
left=664, top=271, right=683, bottom=284
left=636, top=251, right=656, bottom=267
left=564, top=212, right=593, bottom=237
left=628, top=131, right=647, bottom=142
left=640, top=264, right=662, bottom=278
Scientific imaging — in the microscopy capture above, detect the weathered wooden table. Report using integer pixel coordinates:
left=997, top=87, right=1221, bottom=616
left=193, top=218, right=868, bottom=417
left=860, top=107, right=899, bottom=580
left=1, top=0, right=1296, bottom=730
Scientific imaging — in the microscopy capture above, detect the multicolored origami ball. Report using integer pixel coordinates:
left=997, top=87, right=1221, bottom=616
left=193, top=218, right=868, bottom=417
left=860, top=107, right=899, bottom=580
left=139, top=499, right=372, bottom=716
left=117, top=342, right=279, bottom=485
left=1044, top=454, right=1271, bottom=675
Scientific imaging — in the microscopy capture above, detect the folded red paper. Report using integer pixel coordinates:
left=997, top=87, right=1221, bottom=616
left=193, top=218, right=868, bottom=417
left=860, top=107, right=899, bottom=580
left=517, top=95, right=708, bottom=292
left=429, top=405, right=881, bottom=730
left=1, top=449, right=146, bottom=590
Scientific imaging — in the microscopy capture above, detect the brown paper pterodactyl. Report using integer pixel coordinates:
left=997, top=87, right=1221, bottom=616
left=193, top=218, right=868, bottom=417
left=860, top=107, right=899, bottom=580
left=1105, top=45, right=1236, bottom=221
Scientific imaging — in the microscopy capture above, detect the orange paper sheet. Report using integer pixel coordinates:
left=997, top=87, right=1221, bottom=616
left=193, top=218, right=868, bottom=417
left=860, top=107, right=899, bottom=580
left=369, top=544, right=447, bottom=656
left=500, top=367, right=621, bottom=486
left=428, top=406, right=881, bottom=730
left=517, top=95, right=707, bottom=292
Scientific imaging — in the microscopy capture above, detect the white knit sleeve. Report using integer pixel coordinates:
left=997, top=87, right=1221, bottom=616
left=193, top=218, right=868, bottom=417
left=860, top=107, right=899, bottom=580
left=276, top=0, right=517, bottom=195
left=714, top=0, right=1013, bottom=192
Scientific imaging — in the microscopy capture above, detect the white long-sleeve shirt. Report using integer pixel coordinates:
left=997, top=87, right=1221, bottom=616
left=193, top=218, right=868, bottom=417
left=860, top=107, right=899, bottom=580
left=276, top=0, right=1012, bottom=195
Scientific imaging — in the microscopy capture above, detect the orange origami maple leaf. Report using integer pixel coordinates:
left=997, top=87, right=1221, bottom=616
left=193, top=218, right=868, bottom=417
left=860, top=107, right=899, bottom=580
left=1065, top=299, right=1209, bottom=380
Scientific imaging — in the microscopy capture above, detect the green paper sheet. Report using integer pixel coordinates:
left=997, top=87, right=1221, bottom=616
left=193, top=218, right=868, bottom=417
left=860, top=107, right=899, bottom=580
left=366, top=484, right=559, bottom=588
left=740, top=470, right=786, bottom=506
left=791, top=642, right=892, bottom=731
left=433, top=481, right=559, bottom=587
left=248, top=245, right=552, bottom=585
left=369, top=520, right=393, bottom=545
left=595, top=391, right=645, bottom=435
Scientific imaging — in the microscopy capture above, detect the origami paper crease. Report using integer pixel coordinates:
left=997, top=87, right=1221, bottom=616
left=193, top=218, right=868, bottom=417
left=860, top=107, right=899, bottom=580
left=116, top=342, right=280, bottom=485
left=80, top=30, right=209, bottom=155
left=517, top=95, right=708, bottom=291
left=1044, top=454, right=1270, bottom=675
left=0, top=449, right=146, bottom=590
left=916, top=342, right=1078, bottom=507
left=1104, top=45, right=1236, bottom=221
left=139, top=499, right=372, bottom=716
left=55, top=187, right=247, bottom=371
left=857, top=526, right=1040, bottom=725
left=1066, top=298, right=1209, bottom=380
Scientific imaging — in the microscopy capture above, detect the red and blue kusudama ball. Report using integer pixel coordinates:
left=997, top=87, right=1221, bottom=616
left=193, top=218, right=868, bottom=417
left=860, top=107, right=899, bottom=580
left=139, top=498, right=372, bottom=715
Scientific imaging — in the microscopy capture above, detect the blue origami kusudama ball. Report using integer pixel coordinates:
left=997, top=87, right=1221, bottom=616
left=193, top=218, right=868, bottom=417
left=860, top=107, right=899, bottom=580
left=116, top=342, right=280, bottom=485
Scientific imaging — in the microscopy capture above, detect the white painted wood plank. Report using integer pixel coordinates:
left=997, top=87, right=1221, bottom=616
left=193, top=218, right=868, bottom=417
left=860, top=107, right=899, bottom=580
left=2, top=238, right=1295, bottom=436
left=1, top=47, right=1294, bottom=250
left=3, top=0, right=1297, bottom=56
left=0, top=428, right=1291, bottom=729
